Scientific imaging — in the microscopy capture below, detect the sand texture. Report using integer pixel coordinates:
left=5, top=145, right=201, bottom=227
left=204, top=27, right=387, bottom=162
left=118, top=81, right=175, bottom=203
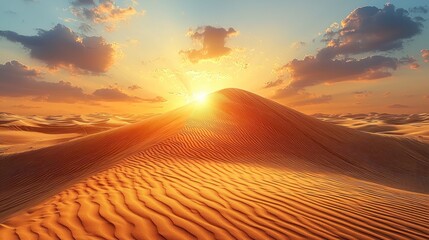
left=1, top=89, right=429, bottom=239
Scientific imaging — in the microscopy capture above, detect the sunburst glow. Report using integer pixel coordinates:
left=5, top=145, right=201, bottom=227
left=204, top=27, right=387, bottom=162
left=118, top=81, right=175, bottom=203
left=193, top=92, right=208, bottom=103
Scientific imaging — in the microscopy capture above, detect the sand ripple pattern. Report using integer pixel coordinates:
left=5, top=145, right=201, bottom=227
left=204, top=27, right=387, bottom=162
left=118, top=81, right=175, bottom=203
left=1, top=89, right=429, bottom=239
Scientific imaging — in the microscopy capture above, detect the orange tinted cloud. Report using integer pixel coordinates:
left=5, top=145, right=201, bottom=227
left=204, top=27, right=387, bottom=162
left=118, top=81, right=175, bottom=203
left=181, top=26, right=237, bottom=63
left=72, top=0, right=140, bottom=30
left=422, top=49, right=429, bottom=62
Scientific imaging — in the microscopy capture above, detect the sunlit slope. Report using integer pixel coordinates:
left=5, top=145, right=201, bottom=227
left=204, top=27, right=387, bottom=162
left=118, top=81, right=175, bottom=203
left=1, top=88, right=429, bottom=239
left=205, top=89, right=429, bottom=192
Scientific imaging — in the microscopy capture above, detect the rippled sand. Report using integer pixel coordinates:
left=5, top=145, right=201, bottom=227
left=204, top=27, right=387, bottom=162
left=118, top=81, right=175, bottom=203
left=1, top=89, right=428, bottom=239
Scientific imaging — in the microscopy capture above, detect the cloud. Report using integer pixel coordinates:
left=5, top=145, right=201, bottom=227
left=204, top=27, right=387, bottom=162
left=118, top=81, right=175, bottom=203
left=281, top=55, right=406, bottom=90
left=92, top=88, right=141, bottom=102
left=353, top=91, right=372, bottom=99
left=422, top=49, right=429, bottom=62
left=79, top=23, right=94, bottom=33
left=128, top=84, right=141, bottom=90
left=320, top=4, right=423, bottom=58
left=274, top=4, right=423, bottom=99
left=180, top=26, right=238, bottom=63
left=0, top=24, right=115, bottom=73
left=0, top=61, right=87, bottom=102
left=273, top=86, right=332, bottom=106
left=409, top=6, right=428, bottom=14
left=0, top=61, right=165, bottom=103
left=91, top=88, right=166, bottom=102
left=264, top=79, right=284, bottom=88
left=71, top=0, right=140, bottom=30
left=388, top=104, right=411, bottom=109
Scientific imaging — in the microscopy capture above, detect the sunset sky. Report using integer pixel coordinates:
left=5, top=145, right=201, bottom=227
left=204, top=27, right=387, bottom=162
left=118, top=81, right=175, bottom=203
left=1, top=0, right=428, bottom=115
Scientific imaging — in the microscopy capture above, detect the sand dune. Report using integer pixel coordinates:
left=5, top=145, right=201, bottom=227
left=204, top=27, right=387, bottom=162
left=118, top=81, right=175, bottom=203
left=0, top=113, right=153, bottom=154
left=314, top=112, right=429, bottom=143
left=1, top=89, right=429, bottom=239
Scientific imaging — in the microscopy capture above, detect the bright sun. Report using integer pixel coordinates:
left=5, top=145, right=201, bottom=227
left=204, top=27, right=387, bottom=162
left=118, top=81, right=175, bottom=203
left=192, top=92, right=208, bottom=103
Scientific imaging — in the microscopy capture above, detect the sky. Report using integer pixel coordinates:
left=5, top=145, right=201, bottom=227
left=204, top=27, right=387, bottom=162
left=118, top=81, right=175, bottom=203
left=0, top=0, right=428, bottom=115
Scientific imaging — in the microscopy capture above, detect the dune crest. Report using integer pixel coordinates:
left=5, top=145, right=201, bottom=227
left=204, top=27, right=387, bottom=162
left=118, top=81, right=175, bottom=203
left=1, top=88, right=429, bottom=239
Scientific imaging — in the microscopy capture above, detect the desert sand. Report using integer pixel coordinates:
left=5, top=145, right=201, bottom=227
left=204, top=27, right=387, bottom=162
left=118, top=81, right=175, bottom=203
left=0, top=113, right=151, bottom=154
left=1, top=89, right=429, bottom=239
left=314, top=112, right=429, bottom=143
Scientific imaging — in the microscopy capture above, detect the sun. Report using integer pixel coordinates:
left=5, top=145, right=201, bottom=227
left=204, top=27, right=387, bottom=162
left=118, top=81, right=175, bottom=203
left=193, top=92, right=208, bottom=103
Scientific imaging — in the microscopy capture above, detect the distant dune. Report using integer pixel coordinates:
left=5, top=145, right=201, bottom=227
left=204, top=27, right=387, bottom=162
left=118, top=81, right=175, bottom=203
left=0, top=113, right=153, bottom=154
left=1, top=89, right=429, bottom=239
left=314, top=112, right=429, bottom=143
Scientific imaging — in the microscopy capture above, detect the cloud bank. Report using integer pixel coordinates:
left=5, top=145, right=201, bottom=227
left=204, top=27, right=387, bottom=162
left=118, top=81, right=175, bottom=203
left=0, top=61, right=165, bottom=103
left=274, top=4, right=424, bottom=99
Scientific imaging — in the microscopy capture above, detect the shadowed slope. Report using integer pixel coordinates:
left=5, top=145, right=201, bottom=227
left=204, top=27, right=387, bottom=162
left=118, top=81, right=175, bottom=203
left=1, top=88, right=429, bottom=239
left=0, top=107, right=191, bottom=222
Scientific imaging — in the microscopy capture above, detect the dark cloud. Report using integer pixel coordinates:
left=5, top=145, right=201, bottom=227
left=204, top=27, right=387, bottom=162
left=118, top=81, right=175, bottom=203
left=414, top=16, right=426, bottom=22
left=180, top=26, right=238, bottom=63
left=409, top=6, right=428, bottom=14
left=274, top=4, right=423, bottom=99
left=321, top=4, right=423, bottom=58
left=422, top=49, right=429, bottom=62
left=0, top=24, right=115, bottom=73
left=280, top=55, right=405, bottom=90
left=388, top=104, right=411, bottom=109
left=0, top=61, right=165, bottom=103
left=0, top=61, right=87, bottom=102
left=264, top=79, right=284, bottom=88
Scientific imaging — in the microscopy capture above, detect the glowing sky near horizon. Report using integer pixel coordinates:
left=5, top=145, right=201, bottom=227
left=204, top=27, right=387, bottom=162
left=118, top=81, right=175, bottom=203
left=0, top=0, right=428, bottom=115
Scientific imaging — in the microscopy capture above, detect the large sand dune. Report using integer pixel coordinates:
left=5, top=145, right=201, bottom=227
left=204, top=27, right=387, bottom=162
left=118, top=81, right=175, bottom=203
left=1, top=89, right=429, bottom=239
